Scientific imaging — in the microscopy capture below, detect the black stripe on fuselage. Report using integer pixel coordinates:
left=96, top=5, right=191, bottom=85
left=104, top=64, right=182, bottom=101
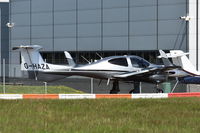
left=71, top=69, right=130, bottom=73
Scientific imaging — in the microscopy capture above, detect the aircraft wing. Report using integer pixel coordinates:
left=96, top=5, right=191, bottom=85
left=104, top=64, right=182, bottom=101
left=113, top=70, right=151, bottom=78
left=113, top=66, right=180, bottom=78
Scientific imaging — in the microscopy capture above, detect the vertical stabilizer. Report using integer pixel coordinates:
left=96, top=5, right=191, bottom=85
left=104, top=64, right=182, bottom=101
left=13, top=45, right=45, bottom=71
left=13, top=45, right=72, bottom=81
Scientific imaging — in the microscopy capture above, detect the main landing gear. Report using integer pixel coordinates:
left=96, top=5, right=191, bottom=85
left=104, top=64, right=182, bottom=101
left=110, top=81, right=142, bottom=94
left=110, top=80, right=120, bottom=94
left=129, top=82, right=141, bottom=94
left=109, top=81, right=164, bottom=94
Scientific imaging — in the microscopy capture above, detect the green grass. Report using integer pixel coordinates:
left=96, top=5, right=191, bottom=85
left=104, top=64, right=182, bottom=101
left=0, top=85, right=83, bottom=94
left=0, top=98, right=200, bottom=133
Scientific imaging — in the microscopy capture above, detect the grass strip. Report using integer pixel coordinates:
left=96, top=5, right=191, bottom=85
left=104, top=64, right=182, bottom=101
left=0, top=98, right=200, bottom=133
left=0, top=85, right=83, bottom=94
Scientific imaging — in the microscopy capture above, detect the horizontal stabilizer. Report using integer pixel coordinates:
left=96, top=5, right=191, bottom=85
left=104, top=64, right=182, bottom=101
left=12, top=45, right=42, bottom=50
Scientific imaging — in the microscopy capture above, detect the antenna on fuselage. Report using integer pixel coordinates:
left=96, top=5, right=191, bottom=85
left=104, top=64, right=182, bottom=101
left=96, top=52, right=103, bottom=59
left=81, top=56, right=91, bottom=64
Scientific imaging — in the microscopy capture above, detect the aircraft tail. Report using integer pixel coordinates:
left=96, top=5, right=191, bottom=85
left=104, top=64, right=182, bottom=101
left=13, top=45, right=46, bottom=71
left=167, top=50, right=200, bottom=75
left=158, top=50, right=200, bottom=75
left=13, top=45, right=74, bottom=81
left=13, top=45, right=76, bottom=71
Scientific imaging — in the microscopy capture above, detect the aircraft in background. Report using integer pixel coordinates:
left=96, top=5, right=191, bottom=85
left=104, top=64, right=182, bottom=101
left=13, top=45, right=179, bottom=93
left=158, top=50, right=200, bottom=84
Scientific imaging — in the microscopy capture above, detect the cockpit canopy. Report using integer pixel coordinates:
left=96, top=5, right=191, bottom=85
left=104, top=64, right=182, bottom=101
left=108, top=56, right=150, bottom=68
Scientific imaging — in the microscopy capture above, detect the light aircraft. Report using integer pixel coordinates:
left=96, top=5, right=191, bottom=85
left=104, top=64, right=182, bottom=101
left=158, top=50, right=200, bottom=84
left=13, top=45, right=179, bottom=93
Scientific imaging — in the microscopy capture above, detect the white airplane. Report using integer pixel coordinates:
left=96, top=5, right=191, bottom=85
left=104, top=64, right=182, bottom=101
left=158, top=50, right=200, bottom=84
left=13, top=45, right=179, bottom=93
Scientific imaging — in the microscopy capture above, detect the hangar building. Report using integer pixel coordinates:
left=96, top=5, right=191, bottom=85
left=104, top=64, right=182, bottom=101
left=1, top=0, right=199, bottom=78
left=0, top=0, right=9, bottom=78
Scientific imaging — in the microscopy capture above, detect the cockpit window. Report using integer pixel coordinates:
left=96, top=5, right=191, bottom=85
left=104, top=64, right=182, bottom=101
left=130, top=57, right=149, bottom=68
left=108, top=58, right=128, bottom=67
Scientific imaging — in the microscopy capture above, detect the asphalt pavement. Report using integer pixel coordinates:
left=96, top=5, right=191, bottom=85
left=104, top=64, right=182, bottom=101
left=7, top=77, right=187, bottom=94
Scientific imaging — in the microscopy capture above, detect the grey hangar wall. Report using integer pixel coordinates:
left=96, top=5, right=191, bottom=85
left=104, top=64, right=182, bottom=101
left=9, top=0, right=187, bottom=77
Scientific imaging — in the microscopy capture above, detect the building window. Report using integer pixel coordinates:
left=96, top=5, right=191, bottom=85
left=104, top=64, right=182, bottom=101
left=40, top=52, right=68, bottom=64
left=40, top=50, right=162, bottom=65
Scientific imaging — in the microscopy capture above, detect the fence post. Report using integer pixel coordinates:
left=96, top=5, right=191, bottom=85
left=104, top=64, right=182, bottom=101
left=3, top=58, right=5, bottom=94
left=44, top=82, right=47, bottom=94
left=91, top=78, right=93, bottom=94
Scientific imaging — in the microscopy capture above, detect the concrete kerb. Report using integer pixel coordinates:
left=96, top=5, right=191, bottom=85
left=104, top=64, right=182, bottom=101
left=0, top=93, right=200, bottom=99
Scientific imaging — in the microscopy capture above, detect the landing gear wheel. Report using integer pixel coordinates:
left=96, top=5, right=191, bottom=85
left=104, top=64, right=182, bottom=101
left=110, top=89, right=120, bottom=94
left=129, top=89, right=134, bottom=94
left=129, top=89, right=138, bottom=94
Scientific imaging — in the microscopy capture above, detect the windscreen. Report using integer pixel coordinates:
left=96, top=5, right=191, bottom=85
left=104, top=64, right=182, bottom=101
left=130, top=57, right=149, bottom=68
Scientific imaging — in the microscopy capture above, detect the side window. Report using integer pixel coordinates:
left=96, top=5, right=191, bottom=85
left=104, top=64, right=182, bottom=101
left=108, top=58, right=128, bottom=67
